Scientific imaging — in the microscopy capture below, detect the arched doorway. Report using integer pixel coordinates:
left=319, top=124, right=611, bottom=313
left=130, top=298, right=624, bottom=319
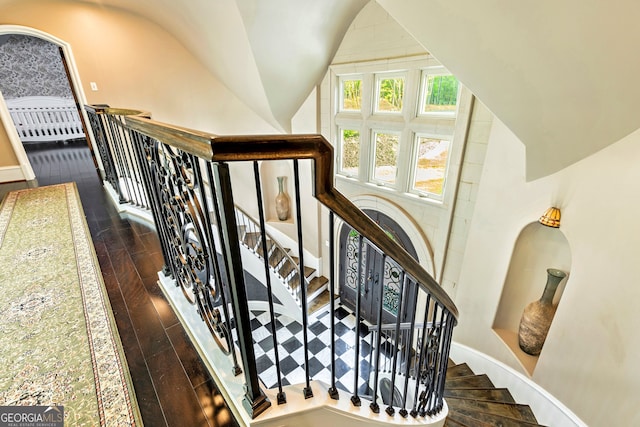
left=338, top=209, right=420, bottom=325
left=0, top=25, right=96, bottom=182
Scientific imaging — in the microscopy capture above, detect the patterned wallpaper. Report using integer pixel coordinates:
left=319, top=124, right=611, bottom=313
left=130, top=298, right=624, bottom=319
left=0, top=35, right=73, bottom=99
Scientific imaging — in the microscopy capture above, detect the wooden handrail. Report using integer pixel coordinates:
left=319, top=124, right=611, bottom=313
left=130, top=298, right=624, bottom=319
left=96, top=111, right=458, bottom=321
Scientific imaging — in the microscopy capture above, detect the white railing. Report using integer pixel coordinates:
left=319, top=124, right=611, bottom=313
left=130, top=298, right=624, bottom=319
left=6, top=96, right=84, bottom=142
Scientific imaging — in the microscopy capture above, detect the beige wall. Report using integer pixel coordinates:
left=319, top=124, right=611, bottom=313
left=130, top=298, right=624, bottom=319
left=0, top=0, right=277, bottom=136
left=0, top=116, right=18, bottom=167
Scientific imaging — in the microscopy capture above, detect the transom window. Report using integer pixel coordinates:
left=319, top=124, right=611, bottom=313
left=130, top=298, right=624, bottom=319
left=421, top=73, right=459, bottom=115
left=339, top=76, right=363, bottom=112
left=375, top=74, right=405, bottom=113
left=333, top=60, right=464, bottom=201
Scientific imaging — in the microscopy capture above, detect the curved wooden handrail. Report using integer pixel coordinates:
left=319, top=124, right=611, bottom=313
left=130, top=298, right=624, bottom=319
left=97, top=111, right=458, bottom=321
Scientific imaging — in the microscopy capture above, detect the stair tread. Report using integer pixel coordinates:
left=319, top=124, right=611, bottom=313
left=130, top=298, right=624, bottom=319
left=443, top=418, right=471, bottom=427
left=446, top=397, right=538, bottom=423
left=269, top=247, right=288, bottom=267
left=445, top=374, right=494, bottom=389
left=444, top=387, right=515, bottom=403
left=307, top=276, right=328, bottom=294
left=448, top=407, right=544, bottom=427
left=288, top=267, right=315, bottom=288
left=308, top=289, right=335, bottom=314
left=244, top=231, right=261, bottom=248
left=446, top=363, right=475, bottom=379
left=447, top=412, right=494, bottom=427
left=279, top=259, right=296, bottom=278
left=256, top=239, right=274, bottom=258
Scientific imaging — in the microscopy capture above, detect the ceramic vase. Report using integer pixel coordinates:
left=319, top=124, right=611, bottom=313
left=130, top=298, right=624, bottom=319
left=275, top=176, right=290, bottom=221
left=518, top=268, right=566, bottom=356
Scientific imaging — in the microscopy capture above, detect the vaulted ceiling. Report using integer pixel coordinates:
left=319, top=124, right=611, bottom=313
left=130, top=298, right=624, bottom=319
left=2, top=0, right=639, bottom=180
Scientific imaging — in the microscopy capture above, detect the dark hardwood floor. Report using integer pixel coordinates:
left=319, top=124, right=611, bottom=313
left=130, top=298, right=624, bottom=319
left=0, top=140, right=238, bottom=427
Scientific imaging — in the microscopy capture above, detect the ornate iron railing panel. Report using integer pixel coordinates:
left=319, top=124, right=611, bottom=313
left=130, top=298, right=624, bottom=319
left=84, top=105, right=459, bottom=421
left=85, top=105, right=150, bottom=209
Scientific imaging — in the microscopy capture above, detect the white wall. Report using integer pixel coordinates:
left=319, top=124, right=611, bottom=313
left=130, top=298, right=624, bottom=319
left=454, top=118, right=640, bottom=427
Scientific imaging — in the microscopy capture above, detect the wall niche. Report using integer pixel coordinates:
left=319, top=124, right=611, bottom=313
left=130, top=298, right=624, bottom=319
left=259, top=160, right=295, bottom=227
left=492, top=218, right=571, bottom=375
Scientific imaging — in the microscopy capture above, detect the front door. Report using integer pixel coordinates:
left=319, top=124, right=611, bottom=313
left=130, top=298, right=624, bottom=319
left=339, top=209, right=419, bottom=325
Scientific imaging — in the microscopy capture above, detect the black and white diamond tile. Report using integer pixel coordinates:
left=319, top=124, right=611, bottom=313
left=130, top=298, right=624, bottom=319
left=247, top=305, right=389, bottom=395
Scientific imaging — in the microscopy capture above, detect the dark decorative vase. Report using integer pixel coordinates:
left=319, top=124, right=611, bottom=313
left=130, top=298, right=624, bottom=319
left=275, top=176, right=290, bottom=221
left=518, top=268, right=566, bottom=356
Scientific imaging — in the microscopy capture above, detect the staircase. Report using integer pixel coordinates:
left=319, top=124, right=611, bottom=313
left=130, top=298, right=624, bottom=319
left=444, top=360, right=544, bottom=427
left=238, top=226, right=331, bottom=314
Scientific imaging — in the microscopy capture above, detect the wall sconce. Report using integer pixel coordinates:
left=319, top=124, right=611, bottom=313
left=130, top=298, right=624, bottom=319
left=539, top=207, right=561, bottom=228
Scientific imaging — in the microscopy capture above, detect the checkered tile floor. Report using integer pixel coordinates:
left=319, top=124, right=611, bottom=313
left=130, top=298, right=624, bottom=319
left=248, top=305, right=390, bottom=395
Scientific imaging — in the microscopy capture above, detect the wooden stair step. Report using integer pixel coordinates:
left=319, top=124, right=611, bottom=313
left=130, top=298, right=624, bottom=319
left=443, top=417, right=472, bottom=427
left=288, top=266, right=316, bottom=289
left=279, top=259, right=297, bottom=278
left=268, top=247, right=288, bottom=268
left=446, top=397, right=538, bottom=424
left=243, top=231, right=261, bottom=248
left=445, top=374, right=494, bottom=389
left=308, top=289, right=335, bottom=314
left=447, top=406, right=543, bottom=427
left=444, top=387, right=515, bottom=404
left=256, top=239, right=275, bottom=258
left=446, top=363, right=475, bottom=379
left=307, top=276, right=328, bottom=294
left=446, top=412, right=495, bottom=427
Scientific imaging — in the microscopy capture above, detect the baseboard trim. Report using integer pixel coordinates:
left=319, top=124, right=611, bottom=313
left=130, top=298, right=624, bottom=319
left=0, top=165, right=25, bottom=183
left=450, top=341, right=587, bottom=427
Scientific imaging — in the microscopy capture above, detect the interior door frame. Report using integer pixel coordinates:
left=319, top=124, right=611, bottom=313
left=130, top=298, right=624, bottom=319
left=0, top=25, right=100, bottom=181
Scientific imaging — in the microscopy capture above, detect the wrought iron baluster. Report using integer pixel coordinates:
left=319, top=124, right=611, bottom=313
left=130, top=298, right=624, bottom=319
left=104, top=115, right=131, bottom=203
left=385, top=270, right=406, bottom=417
left=438, top=309, right=455, bottom=411
left=253, top=161, right=286, bottom=404
left=328, top=211, right=339, bottom=400
left=129, top=131, right=172, bottom=272
left=85, top=108, right=118, bottom=190
left=211, top=162, right=270, bottom=418
left=432, top=305, right=447, bottom=415
left=205, top=164, right=241, bottom=375
left=369, top=253, right=387, bottom=414
left=351, top=234, right=364, bottom=407
left=118, top=118, right=145, bottom=207
left=419, top=302, right=442, bottom=416
left=410, top=293, right=431, bottom=418
left=399, top=281, right=420, bottom=417
left=293, top=159, right=313, bottom=399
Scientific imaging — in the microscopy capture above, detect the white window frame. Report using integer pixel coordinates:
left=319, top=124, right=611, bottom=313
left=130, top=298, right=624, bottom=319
left=330, top=56, right=472, bottom=208
left=418, top=67, right=461, bottom=118
left=408, top=133, right=453, bottom=200
left=337, top=126, right=362, bottom=178
left=369, top=129, right=401, bottom=188
left=338, top=74, right=364, bottom=113
left=374, top=72, right=407, bottom=115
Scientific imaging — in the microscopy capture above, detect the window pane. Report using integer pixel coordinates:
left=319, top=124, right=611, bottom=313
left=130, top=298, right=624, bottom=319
left=341, top=79, right=362, bottom=111
left=340, top=129, right=360, bottom=176
left=413, top=137, right=450, bottom=196
left=377, top=76, right=404, bottom=112
left=422, top=75, right=459, bottom=114
left=373, top=132, right=399, bottom=185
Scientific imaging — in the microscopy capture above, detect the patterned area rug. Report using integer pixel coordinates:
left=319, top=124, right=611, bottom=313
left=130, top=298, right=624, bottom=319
left=0, top=183, right=141, bottom=426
